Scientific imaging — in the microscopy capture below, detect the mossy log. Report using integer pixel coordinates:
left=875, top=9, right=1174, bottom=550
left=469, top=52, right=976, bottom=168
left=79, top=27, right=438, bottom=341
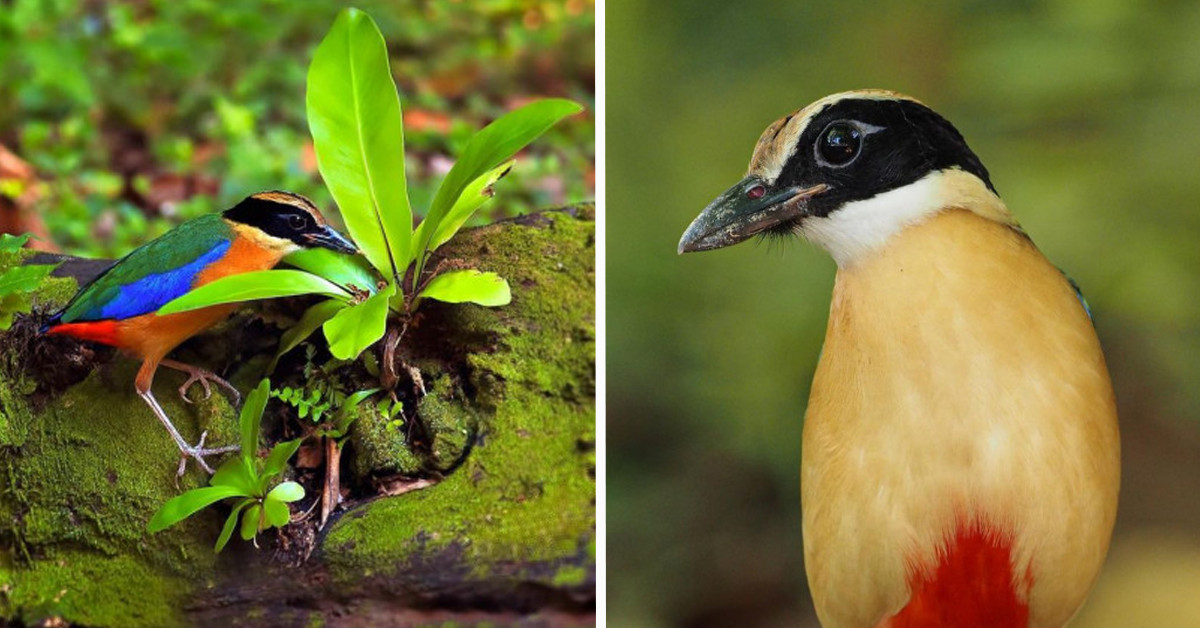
left=0, top=208, right=596, bottom=628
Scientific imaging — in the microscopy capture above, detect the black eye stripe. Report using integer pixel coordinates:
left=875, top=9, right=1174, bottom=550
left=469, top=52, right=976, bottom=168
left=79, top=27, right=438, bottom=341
left=766, top=97, right=998, bottom=220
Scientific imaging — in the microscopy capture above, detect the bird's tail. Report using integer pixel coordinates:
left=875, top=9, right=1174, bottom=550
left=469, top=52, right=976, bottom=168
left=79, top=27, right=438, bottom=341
left=39, top=311, right=63, bottom=334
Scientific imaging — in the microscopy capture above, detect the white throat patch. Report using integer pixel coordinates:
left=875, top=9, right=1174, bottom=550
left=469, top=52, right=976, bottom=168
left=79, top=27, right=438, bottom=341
left=799, top=169, right=1011, bottom=267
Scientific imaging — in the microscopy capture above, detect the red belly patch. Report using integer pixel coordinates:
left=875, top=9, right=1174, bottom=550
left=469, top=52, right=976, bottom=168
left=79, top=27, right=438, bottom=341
left=884, top=523, right=1031, bottom=628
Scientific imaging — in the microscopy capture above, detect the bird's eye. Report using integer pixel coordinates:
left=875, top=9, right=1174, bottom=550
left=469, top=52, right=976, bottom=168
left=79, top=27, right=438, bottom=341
left=287, top=214, right=306, bottom=230
left=817, top=122, right=863, bottom=167
left=747, top=185, right=765, bottom=199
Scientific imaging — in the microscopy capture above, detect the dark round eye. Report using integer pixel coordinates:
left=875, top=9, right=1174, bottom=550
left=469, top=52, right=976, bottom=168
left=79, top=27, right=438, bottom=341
left=817, top=122, right=863, bottom=167
left=287, top=214, right=306, bottom=230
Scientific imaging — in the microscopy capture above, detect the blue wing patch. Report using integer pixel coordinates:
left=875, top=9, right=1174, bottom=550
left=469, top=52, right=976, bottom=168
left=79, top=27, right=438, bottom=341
left=81, top=240, right=231, bottom=320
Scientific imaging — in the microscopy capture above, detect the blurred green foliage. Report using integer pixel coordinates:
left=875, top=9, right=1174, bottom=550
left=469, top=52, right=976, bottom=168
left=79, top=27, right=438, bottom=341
left=608, top=0, right=1200, bottom=626
left=0, top=0, right=593, bottom=257
left=0, top=234, right=52, bottom=329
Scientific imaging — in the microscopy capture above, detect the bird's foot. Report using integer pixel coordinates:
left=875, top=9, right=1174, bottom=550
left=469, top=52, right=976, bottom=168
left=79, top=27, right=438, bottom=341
left=162, top=360, right=242, bottom=406
left=175, top=430, right=240, bottom=478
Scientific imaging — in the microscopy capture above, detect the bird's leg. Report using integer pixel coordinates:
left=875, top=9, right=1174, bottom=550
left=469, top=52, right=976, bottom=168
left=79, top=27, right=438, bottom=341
left=137, top=388, right=239, bottom=476
left=159, top=358, right=242, bottom=407
left=136, top=361, right=239, bottom=477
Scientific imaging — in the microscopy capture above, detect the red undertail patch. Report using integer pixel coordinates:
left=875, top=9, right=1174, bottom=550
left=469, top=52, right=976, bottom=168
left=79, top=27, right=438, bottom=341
left=46, top=320, right=120, bottom=347
left=885, top=523, right=1031, bottom=628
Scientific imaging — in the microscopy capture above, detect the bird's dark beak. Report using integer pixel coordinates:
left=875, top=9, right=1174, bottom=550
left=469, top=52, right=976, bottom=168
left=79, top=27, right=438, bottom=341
left=678, top=177, right=829, bottom=254
left=306, top=225, right=359, bottom=254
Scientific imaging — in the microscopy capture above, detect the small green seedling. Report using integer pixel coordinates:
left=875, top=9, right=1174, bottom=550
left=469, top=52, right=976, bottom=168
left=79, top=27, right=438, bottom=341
left=324, top=388, right=381, bottom=441
left=272, top=381, right=379, bottom=443
left=377, top=396, right=404, bottom=432
left=147, top=379, right=305, bottom=551
left=273, top=373, right=382, bottom=526
left=155, top=7, right=582, bottom=362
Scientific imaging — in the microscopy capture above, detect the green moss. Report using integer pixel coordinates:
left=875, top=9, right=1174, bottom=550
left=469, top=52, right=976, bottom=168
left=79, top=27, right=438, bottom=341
left=325, top=209, right=595, bottom=588
left=30, top=276, right=80, bottom=310
left=412, top=375, right=476, bottom=468
left=551, top=564, right=588, bottom=587
left=6, top=549, right=188, bottom=628
left=347, top=398, right=421, bottom=478
left=463, top=213, right=596, bottom=407
left=0, top=373, right=23, bottom=448
left=0, top=552, right=14, bottom=617
left=0, top=258, right=238, bottom=625
left=5, top=362, right=234, bottom=557
left=326, top=382, right=593, bottom=570
left=347, top=376, right=476, bottom=479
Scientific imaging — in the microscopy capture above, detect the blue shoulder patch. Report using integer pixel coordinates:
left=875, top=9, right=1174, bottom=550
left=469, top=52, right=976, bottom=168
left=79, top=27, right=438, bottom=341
left=1063, top=272, right=1094, bottom=324
left=85, top=240, right=231, bottom=320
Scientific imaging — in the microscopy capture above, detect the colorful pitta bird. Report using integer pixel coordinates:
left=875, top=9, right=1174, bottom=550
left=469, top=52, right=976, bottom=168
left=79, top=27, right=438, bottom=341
left=43, top=191, right=357, bottom=474
left=679, top=91, right=1120, bottom=627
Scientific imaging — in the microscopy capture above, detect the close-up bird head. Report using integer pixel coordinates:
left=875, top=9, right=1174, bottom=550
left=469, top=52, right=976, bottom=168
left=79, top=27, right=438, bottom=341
left=222, top=191, right=358, bottom=256
left=679, top=90, right=1015, bottom=266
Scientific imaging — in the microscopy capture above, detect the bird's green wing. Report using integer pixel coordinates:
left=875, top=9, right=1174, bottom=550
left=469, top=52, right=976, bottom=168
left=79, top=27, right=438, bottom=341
left=58, top=214, right=235, bottom=322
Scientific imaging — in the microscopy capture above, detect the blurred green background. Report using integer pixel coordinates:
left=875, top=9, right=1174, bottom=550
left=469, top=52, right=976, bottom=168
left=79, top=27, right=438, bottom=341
left=0, top=0, right=593, bottom=257
left=609, top=1, right=1200, bottom=626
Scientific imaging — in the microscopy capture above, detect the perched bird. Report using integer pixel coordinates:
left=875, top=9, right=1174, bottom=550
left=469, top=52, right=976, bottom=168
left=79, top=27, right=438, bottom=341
left=679, top=91, right=1120, bottom=627
left=44, top=191, right=357, bottom=474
